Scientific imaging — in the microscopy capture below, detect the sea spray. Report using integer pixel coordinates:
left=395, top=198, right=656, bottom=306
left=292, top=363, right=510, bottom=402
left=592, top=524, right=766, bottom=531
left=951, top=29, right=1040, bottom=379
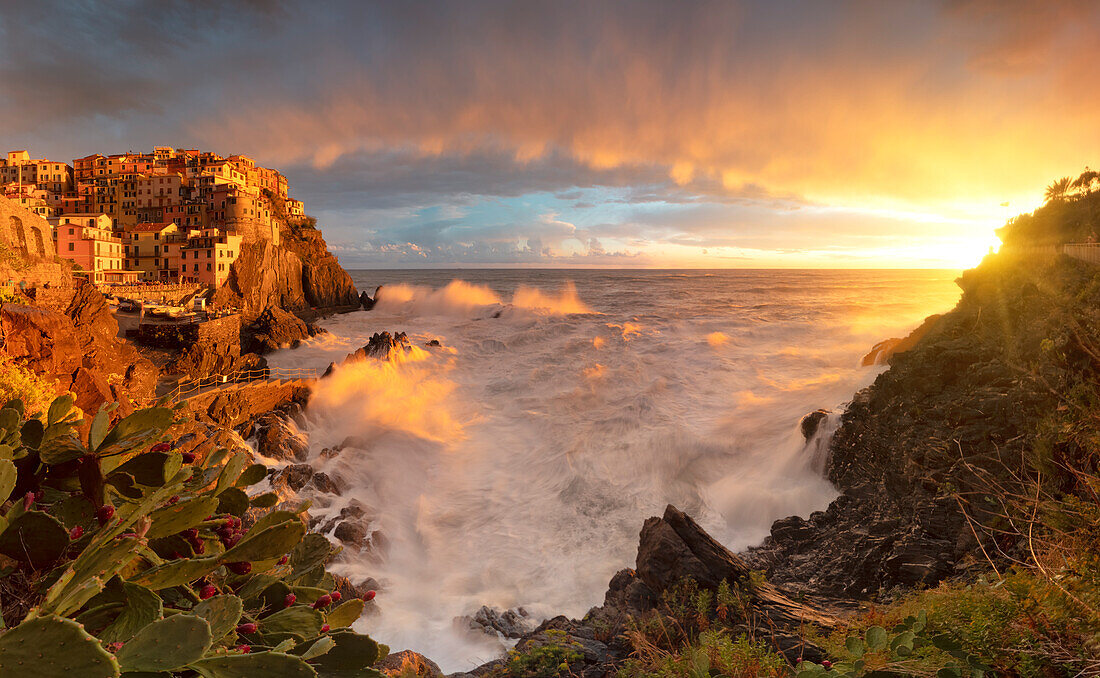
left=268, top=270, right=963, bottom=671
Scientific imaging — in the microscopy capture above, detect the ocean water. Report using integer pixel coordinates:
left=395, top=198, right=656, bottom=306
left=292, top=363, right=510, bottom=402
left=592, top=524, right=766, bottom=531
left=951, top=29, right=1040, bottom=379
left=266, top=269, right=962, bottom=670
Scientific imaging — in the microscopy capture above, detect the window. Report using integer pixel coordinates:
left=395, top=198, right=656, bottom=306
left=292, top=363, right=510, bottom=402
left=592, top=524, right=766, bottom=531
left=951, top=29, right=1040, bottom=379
left=68, top=243, right=74, bottom=252
left=206, top=263, right=211, bottom=271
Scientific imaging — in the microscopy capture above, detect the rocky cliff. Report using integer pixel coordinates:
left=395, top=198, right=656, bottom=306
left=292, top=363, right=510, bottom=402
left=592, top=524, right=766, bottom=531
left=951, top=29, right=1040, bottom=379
left=748, top=252, right=1073, bottom=598
left=214, top=221, right=359, bottom=321
left=1, top=282, right=156, bottom=415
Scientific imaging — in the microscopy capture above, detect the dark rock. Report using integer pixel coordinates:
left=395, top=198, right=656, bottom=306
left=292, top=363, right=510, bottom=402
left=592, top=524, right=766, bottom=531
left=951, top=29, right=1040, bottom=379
left=425, top=339, right=441, bottom=347
left=323, top=332, right=411, bottom=376
left=254, top=413, right=310, bottom=462
left=271, top=464, right=315, bottom=493
left=360, top=290, right=375, bottom=310
left=309, top=471, right=341, bottom=495
left=333, top=520, right=368, bottom=549
left=461, top=606, right=535, bottom=640
left=245, top=306, right=311, bottom=354
left=799, top=409, right=830, bottom=440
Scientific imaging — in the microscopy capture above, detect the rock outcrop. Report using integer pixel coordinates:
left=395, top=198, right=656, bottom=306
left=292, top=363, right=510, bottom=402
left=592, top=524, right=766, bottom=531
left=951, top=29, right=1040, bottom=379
left=322, top=331, right=410, bottom=376
left=213, top=221, right=358, bottom=322
left=244, top=305, right=327, bottom=354
left=0, top=283, right=155, bottom=414
left=860, top=313, right=943, bottom=366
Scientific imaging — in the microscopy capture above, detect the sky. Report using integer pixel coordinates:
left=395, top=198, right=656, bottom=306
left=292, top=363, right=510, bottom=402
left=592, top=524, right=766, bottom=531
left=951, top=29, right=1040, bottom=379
left=2, top=0, right=1099, bottom=269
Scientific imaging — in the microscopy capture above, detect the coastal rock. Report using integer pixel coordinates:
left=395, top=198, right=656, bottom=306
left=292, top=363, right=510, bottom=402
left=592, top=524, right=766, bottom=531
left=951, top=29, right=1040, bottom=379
left=861, top=313, right=942, bottom=366
left=271, top=463, right=315, bottom=494
left=322, top=331, right=411, bottom=375
left=799, top=409, right=830, bottom=440
left=360, top=290, right=375, bottom=310
left=375, top=650, right=443, bottom=678
left=461, top=606, right=535, bottom=640
left=281, top=225, right=361, bottom=310
left=213, top=240, right=307, bottom=321
left=246, top=306, right=311, bottom=354
left=332, top=520, right=369, bottom=549
left=255, top=412, right=310, bottom=462
left=186, top=380, right=310, bottom=430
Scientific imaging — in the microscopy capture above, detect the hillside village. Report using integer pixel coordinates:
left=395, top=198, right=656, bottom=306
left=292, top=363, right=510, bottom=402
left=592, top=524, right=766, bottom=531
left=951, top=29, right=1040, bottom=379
left=1, top=147, right=305, bottom=285
left=0, top=146, right=365, bottom=421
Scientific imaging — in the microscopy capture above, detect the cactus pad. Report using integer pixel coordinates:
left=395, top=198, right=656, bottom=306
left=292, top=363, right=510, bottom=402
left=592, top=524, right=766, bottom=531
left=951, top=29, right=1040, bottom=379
left=304, top=630, right=385, bottom=677
left=325, top=600, right=364, bottom=629
left=222, top=520, right=306, bottom=563
left=190, top=594, right=244, bottom=641
left=0, top=509, right=70, bottom=567
left=145, top=497, right=220, bottom=540
left=258, top=606, right=323, bottom=639
left=0, top=614, right=119, bottom=678
left=189, top=651, right=318, bottom=678
left=116, top=614, right=212, bottom=673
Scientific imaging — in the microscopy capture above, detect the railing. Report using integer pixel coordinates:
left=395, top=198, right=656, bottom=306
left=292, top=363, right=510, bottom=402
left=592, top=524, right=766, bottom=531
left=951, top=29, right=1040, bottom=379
left=1062, top=243, right=1100, bottom=265
left=164, top=365, right=325, bottom=402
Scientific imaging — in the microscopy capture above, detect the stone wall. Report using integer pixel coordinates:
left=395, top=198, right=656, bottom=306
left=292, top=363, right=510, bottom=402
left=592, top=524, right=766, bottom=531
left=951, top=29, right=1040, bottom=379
left=0, top=195, right=70, bottom=289
left=137, top=314, right=240, bottom=349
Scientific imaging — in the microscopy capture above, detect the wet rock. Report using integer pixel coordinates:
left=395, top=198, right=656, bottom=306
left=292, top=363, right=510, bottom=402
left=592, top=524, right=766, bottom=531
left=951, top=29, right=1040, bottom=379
left=375, top=650, right=443, bottom=677
left=322, top=332, right=411, bottom=376
left=461, top=606, right=535, bottom=640
left=333, top=520, right=368, bottom=549
left=800, top=409, right=830, bottom=440
left=271, top=464, right=315, bottom=494
left=255, top=413, right=310, bottom=462
left=309, top=471, right=341, bottom=495
left=425, top=339, right=441, bottom=347
left=360, top=290, right=375, bottom=310
left=331, top=573, right=378, bottom=602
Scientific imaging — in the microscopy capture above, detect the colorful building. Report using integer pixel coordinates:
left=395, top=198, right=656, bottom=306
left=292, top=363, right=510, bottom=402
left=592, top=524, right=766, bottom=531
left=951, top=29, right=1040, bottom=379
left=179, top=228, right=242, bottom=287
left=124, top=222, right=184, bottom=281
left=54, top=219, right=126, bottom=284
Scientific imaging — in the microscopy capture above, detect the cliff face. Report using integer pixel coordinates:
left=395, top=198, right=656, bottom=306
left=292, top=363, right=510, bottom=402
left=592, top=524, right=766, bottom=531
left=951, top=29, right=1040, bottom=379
left=749, top=253, right=1077, bottom=598
left=213, top=222, right=358, bottom=321
left=1, top=282, right=156, bottom=415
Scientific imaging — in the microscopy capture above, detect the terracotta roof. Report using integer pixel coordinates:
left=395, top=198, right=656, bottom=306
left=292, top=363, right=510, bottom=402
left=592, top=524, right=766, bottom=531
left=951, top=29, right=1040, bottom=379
left=127, top=222, right=176, bottom=233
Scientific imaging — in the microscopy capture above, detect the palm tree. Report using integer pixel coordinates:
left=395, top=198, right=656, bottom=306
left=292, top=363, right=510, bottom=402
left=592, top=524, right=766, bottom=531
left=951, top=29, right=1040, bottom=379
left=1045, top=176, right=1073, bottom=203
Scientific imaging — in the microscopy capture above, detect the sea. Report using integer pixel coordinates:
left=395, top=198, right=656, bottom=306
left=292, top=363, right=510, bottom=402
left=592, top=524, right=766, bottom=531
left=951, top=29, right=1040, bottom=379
left=265, top=269, right=962, bottom=670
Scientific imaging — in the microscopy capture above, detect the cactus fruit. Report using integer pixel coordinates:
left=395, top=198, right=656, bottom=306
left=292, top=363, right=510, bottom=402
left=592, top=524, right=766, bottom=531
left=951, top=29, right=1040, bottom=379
left=190, top=594, right=244, bottom=642
left=0, top=509, right=70, bottom=567
left=277, top=555, right=289, bottom=566
left=0, top=615, right=119, bottom=678
left=150, top=442, right=171, bottom=453
left=320, top=624, right=330, bottom=633
left=237, top=623, right=258, bottom=634
left=188, top=651, right=319, bottom=677
left=227, top=561, right=252, bottom=576
left=97, top=505, right=115, bottom=525
left=363, top=590, right=376, bottom=601
left=115, top=614, right=212, bottom=673
left=237, top=644, right=251, bottom=653
left=284, top=593, right=297, bottom=608
left=181, top=452, right=196, bottom=464
left=312, top=595, right=331, bottom=610
left=200, top=585, right=218, bottom=600
left=70, top=525, right=84, bottom=540
left=329, top=591, right=341, bottom=603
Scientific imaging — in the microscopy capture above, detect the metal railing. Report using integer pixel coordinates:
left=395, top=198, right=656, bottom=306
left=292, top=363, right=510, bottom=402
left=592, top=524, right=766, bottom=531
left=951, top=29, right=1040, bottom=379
left=164, top=365, right=325, bottom=402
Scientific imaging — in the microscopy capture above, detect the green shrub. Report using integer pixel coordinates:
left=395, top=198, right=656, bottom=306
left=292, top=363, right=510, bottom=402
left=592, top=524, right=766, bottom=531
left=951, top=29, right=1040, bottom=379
left=503, top=629, right=583, bottom=678
left=0, top=357, right=60, bottom=418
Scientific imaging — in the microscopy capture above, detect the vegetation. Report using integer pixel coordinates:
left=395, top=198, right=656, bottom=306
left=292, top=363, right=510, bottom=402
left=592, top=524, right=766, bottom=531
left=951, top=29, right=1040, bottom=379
left=0, top=393, right=387, bottom=677
left=0, top=356, right=59, bottom=415
left=998, top=169, right=1100, bottom=246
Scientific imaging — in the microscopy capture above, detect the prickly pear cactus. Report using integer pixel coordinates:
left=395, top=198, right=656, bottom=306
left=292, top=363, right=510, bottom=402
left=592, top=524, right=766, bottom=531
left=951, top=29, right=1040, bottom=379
left=189, top=651, right=319, bottom=677
left=0, top=615, right=119, bottom=678
left=115, top=614, right=212, bottom=673
left=0, top=510, right=70, bottom=567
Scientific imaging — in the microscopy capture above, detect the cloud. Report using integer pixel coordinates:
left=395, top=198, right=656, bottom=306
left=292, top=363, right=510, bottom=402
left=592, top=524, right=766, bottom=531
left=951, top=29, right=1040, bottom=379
left=2, top=1, right=1098, bottom=265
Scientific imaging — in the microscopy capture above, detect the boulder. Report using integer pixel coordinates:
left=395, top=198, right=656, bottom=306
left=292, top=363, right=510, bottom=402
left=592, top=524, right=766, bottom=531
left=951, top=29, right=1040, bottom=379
left=375, top=650, right=443, bottom=678
left=271, top=463, right=315, bottom=494
left=246, top=306, right=311, bottom=354
left=255, top=413, right=310, bottom=462
left=636, top=505, right=835, bottom=627
left=322, top=331, right=411, bottom=376
left=461, top=606, right=535, bottom=640
left=360, top=290, right=375, bottom=310
left=799, top=409, right=830, bottom=440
